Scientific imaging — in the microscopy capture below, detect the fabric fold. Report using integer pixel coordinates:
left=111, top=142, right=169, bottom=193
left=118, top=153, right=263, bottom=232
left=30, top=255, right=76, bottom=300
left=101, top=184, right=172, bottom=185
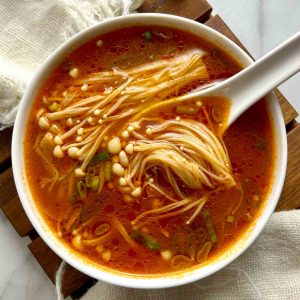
left=81, top=210, right=300, bottom=300
left=0, top=0, right=143, bottom=129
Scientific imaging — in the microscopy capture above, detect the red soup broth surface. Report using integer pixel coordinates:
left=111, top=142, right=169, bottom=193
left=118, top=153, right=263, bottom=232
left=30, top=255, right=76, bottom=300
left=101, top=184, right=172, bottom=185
left=24, top=26, right=275, bottom=275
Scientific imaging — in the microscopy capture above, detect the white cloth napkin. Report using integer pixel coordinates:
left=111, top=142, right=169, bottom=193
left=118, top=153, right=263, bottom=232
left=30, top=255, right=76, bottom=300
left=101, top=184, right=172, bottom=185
left=0, top=0, right=143, bottom=129
left=81, top=210, right=300, bottom=300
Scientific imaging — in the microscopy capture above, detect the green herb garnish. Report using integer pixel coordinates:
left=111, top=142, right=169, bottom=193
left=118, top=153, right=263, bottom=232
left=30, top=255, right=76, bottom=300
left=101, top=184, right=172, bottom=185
left=242, top=176, right=262, bottom=207
left=89, top=150, right=110, bottom=166
left=202, top=210, right=217, bottom=243
left=144, top=31, right=152, bottom=40
left=91, top=176, right=100, bottom=191
left=77, top=181, right=87, bottom=198
left=227, top=215, right=235, bottom=223
left=131, top=230, right=161, bottom=250
left=255, top=138, right=266, bottom=149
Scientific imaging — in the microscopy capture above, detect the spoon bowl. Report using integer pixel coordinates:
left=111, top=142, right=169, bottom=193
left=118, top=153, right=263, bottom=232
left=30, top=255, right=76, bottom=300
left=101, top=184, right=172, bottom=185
left=181, top=31, right=300, bottom=128
left=132, top=31, right=300, bottom=132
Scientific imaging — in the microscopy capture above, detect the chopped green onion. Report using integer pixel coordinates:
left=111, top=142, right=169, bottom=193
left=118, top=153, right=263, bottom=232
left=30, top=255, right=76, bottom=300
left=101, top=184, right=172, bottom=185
left=176, top=105, right=199, bottom=115
left=202, top=210, right=209, bottom=218
left=143, top=31, right=152, bottom=40
left=242, top=176, right=262, bottom=207
left=247, top=132, right=266, bottom=150
left=131, top=230, right=161, bottom=250
left=89, top=150, right=110, bottom=166
left=49, top=102, right=59, bottom=112
left=77, top=181, right=87, bottom=198
left=91, top=176, right=100, bottom=191
left=98, top=162, right=105, bottom=193
left=131, top=230, right=144, bottom=246
left=227, top=215, right=235, bottom=223
left=85, top=167, right=96, bottom=188
left=85, top=176, right=92, bottom=188
left=256, top=138, right=266, bottom=149
left=210, top=233, right=217, bottom=243
left=104, top=161, right=112, bottom=182
left=68, top=173, right=76, bottom=204
left=202, top=210, right=217, bottom=243
left=144, top=237, right=161, bottom=250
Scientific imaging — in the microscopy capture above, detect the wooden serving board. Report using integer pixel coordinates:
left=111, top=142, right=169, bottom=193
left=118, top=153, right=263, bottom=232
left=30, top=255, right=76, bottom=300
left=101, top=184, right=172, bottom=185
left=0, top=0, right=299, bottom=298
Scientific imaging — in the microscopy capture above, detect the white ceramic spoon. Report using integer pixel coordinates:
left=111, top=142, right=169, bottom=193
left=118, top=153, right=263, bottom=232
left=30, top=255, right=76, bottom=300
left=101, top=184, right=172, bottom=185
left=179, top=31, right=300, bottom=127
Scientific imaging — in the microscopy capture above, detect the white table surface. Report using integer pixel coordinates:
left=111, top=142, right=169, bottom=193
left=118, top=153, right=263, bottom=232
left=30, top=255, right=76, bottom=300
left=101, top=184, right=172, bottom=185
left=0, top=1, right=299, bottom=299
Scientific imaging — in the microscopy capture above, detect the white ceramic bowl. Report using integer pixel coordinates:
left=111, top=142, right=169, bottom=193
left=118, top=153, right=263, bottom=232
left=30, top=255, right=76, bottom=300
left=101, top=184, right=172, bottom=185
left=12, top=13, right=287, bottom=289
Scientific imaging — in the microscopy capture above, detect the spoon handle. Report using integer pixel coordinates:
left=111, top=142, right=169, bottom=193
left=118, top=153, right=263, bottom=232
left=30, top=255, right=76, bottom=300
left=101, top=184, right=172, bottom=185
left=225, top=32, right=300, bottom=124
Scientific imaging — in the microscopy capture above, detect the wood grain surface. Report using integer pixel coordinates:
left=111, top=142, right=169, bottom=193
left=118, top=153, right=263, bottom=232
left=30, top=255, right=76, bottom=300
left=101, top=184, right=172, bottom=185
left=2, top=195, right=33, bottom=237
left=0, top=127, right=12, bottom=167
left=205, top=15, right=248, bottom=53
left=276, top=125, right=300, bottom=211
left=0, top=168, right=17, bottom=207
left=28, top=238, right=92, bottom=298
left=275, top=89, right=298, bottom=125
left=139, top=0, right=212, bottom=22
left=0, top=1, right=299, bottom=298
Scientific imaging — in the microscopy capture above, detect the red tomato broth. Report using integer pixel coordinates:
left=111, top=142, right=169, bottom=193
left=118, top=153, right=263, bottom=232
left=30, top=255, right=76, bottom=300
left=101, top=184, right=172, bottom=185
left=24, top=26, right=275, bottom=275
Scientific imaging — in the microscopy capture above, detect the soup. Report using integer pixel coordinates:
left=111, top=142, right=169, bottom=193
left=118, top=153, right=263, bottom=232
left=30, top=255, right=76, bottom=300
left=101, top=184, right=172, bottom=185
left=24, top=26, right=275, bottom=275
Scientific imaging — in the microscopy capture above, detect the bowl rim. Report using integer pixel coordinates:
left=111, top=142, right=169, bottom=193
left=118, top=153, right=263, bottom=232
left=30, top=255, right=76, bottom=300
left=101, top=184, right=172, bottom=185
left=12, top=13, right=287, bottom=289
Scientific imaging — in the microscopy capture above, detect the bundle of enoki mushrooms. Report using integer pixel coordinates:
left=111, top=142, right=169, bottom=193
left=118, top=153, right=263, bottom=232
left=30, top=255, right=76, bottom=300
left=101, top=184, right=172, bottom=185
left=35, top=49, right=235, bottom=228
left=37, top=50, right=208, bottom=170
left=122, top=117, right=235, bottom=226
